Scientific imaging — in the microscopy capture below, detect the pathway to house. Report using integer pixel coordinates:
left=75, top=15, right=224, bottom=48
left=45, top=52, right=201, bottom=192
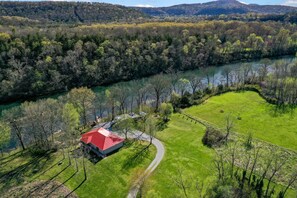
left=127, top=131, right=165, bottom=198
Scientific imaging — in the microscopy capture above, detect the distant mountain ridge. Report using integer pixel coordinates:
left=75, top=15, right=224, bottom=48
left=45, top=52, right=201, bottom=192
left=135, top=0, right=297, bottom=16
left=0, top=1, right=146, bottom=23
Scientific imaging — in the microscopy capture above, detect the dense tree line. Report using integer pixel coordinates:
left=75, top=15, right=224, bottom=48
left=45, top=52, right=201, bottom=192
left=210, top=143, right=297, bottom=198
left=0, top=2, right=145, bottom=23
left=261, top=61, right=297, bottom=106
left=136, top=0, right=297, bottom=16
left=2, top=56, right=296, bottom=152
left=1, top=21, right=297, bottom=103
left=0, top=83, right=167, bottom=153
left=205, top=12, right=297, bottom=24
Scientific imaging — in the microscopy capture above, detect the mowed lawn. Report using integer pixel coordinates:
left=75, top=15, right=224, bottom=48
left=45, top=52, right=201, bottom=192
left=0, top=143, right=156, bottom=198
left=144, top=114, right=216, bottom=197
left=184, top=91, right=297, bottom=151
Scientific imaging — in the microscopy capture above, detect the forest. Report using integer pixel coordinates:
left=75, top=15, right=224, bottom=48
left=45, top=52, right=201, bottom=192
left=1, top=54, right=297, bottom=197
left=0, top=21, right=297, bottom=103
left=1, top=1, right=297, bottom=197
left=0, top=2, right=145, bottom=23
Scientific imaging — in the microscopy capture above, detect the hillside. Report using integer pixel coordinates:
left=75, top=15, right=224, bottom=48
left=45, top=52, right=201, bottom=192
left=136, top=0, right=297, bottom=16
left=0, top=2, right=146, bottom=23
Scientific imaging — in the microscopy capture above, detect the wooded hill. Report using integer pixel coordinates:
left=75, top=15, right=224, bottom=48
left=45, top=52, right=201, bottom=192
left=0, top=21, right=297, bottom=103
left=136, top=0, right=297, bottom=16
left=0, top=2, right=146, bottom=23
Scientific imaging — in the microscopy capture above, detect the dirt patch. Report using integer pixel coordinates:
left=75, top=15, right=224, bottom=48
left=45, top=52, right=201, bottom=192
left=3, top=180, right=78, bottom=198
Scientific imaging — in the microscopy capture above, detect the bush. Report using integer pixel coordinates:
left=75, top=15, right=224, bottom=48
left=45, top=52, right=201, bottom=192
left=29, top=144, right=57, bottom=156
left=202, top=127, right=225, bottom=148
left=180, top=92, right=193, bottom=108
left=170, top=92, right=181, bottom=112
left=193, top=90, right=203, bottom=100
left=218, top=84, right=224, bottom=92
left=204, top=87, right=212, bottom=95
left=160, top=103, right=173, bottom=122
left=244, top=132, right=253, bottom=150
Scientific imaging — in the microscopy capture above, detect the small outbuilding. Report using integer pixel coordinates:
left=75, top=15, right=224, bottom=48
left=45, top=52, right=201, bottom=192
left=80, top=128, right=124, bottom=158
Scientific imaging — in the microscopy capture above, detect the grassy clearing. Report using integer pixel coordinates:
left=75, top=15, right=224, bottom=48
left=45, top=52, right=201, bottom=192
left=184, top=91, right=297, bottom=151
left=0, top=142, right=156, bottom=198
left=144, top=114, right=216, bottom=197
left=145, top=94, right=297, bottom=197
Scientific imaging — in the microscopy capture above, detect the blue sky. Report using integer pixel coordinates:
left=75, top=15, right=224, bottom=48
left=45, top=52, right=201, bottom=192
left=95, top=0, right=296, bottom=7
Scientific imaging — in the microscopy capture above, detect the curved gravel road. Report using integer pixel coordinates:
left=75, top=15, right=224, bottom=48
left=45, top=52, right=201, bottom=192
left=127, top=131, right=165, bottom=198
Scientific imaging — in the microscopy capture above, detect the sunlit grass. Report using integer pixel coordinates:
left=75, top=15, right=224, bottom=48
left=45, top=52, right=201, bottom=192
left=184, top=91, right=297, bottom=151
left=144, top=114, right=216, bottom=197
left=0, top=143, right=156, bottom=198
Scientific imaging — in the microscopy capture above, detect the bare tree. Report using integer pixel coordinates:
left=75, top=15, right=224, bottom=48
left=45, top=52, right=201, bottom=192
left=247, top=147, right=261, bottom=184
left=145, top=115, right=157, bottom=145
left=149, top=74, right=170, bottom=112
left=188, top=74, right=202, bottom=94
left=114, top=117, right=135, bottom=140
left=202, top=67, right=216, bottom=88
left=222, top=66, right=232, bottom=87
left=68, top=87, right=95, bottom=126
left=259, top=58, right=271, bottom=81
left=171, top=168, right=191, bottom=198
left=2, top=107, right=26, bottom=150
left=264, top=150, right=288, bottom=197
left=225, top=114, right=234, bottom=142
left=105, top=88, right=118, bottom=120
left=177, top=78, right=190, bottom=96
left=93, top=93, right=106, bottom=119
left=214, top=151, right=226, bottom=183
left=279, top=170, right=297, bottom=197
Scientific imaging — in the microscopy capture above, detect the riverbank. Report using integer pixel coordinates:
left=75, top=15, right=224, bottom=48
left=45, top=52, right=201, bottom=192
left=1, top=56, right=295, bottom=116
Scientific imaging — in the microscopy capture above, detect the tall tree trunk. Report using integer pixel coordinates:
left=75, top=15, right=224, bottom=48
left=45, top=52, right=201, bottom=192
left=13, top=122, right=26, bottom=150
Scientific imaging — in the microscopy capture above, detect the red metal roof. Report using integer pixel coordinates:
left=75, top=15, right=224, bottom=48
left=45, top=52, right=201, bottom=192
left=80, top=128, right=124, bottom=151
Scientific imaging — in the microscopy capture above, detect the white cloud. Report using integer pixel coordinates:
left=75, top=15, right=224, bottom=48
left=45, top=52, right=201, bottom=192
left=238, top=1, right=248, bottom=5
left=283, top=0, right=297, bottom=6
left=134, top=4, right=154, bottom=7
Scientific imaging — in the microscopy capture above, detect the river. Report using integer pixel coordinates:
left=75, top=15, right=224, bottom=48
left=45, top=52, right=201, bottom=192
left=0, top=56, right=296, bottom=116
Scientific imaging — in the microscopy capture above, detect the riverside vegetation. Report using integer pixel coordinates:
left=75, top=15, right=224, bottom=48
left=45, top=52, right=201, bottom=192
left=1, top=21, right=297, bottom=103
left=1, top=6, right=297, bottom=197
left=1, top=55, right=297, bottom=197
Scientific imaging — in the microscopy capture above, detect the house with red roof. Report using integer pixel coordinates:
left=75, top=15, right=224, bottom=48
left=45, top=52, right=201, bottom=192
left=80, top=128, right=125, bottom=158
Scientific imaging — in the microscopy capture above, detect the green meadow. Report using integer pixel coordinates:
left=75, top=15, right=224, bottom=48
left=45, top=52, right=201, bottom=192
left=144, top=114, right=216, bottom=197
left=184, top=91, right=297, bottom=151
left=0, top=143, right=155, bottom=198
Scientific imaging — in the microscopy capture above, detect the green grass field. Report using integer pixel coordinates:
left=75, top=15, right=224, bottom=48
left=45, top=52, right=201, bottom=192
left=2, top=91, right=297, bottom=197
left=145, top=92, right=297, bottom=197
left=0, top=143, right=156, bottom=198
left=144, top=114, right=216, bottom=197
left=184, top=91, right=297, bottom=151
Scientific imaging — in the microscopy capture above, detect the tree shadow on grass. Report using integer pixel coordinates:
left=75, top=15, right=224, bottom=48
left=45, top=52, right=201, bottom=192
left=0, top=150, right=25, bottom=164
left=65, top=176, right=87, bottom=198
left=122, top=143, right=151, bottom=171
left=266, top=103, right=296, bottom=118
left=26, top=156, right=72, bottom=198
left=0, top=153, right=51, bottom=193
left=45, top=166, right=79, bottom=198
left=35, top=151, right=66, bottom=178
left=64, top=158, right=87, bottom=198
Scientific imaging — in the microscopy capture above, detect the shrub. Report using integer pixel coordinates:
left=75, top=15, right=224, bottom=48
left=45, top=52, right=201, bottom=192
left=170, top=92, right=181, bottom=112
left=202, top=127, right=225, bottom=148
left=218, top=84, right=224, bottom=92
left=244, top=132, right=253, bottom=150
left=204, top=87, right=212, bottom=95
left=160, top=103, right=173, bottom=122
left=193, top=90, right=203, bottom=100
left=180, top=92, right=193, bottom=108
